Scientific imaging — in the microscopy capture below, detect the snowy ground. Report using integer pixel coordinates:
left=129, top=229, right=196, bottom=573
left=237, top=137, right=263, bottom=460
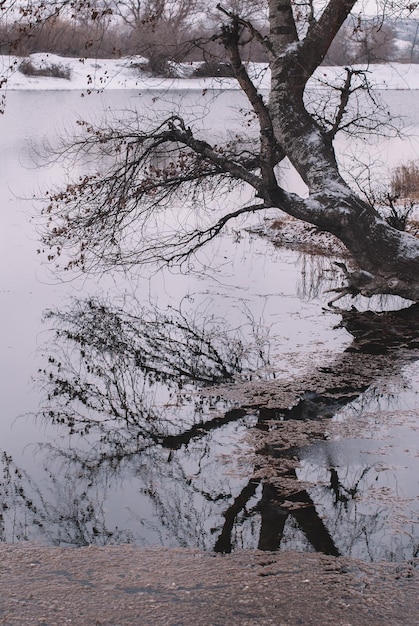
left=2, top=52, right=419, bottom=92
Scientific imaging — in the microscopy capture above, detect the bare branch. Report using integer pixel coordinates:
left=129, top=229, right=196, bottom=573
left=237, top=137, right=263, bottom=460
left=162, top=201, right=272, bottom=263
left=298, top=0, right=358, bottom=79
left=39, top=113, right=272, bottom=271
left=217, top=16, right=283, bottom=189
left=216, top=3, right=273, bottom=54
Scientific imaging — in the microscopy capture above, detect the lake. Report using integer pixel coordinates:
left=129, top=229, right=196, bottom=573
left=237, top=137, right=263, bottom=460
left=0, top=87, right=418, bottom=560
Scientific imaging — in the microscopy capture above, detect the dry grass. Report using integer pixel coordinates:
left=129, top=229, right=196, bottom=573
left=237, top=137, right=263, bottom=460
left=18, top=58, right=71, bottom=79
left=390, top=161, right=419, bottom=201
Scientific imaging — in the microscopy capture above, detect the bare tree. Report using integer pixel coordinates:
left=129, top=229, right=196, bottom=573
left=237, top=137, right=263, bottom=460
left=38, top=1, right=419, bottom=304
left=100, top=0, right=204, bottom=70
left=355, top=19, right=398, bottom=63
left=325, top=16, right=398, bottom=65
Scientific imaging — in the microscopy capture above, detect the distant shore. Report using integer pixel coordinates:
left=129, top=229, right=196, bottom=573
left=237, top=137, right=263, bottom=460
left=3, top=53, right=419, bottom=92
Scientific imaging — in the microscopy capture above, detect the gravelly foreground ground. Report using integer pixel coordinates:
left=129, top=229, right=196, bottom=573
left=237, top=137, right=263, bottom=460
left=0, top=544, right=417, bottom=625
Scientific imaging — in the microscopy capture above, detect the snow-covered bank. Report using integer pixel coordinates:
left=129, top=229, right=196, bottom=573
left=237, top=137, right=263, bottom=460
left=1, top=53, right=254, bottom=92
left=3, top=53, right=419, bottom=91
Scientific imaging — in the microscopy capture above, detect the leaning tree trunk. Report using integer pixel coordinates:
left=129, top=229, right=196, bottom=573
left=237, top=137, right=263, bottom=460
left=265, top=0, right=419, bottom=302
left=39, top=0, right=419, bottom=302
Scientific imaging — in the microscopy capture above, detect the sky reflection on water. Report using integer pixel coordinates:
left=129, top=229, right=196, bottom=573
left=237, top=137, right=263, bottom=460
left=0, top=89, right=419, bottom=560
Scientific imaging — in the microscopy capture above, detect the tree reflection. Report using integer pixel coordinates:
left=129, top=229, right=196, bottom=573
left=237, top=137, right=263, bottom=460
left=1, top=298, right=418, bottom=560
left=38, top=295, right=272, bottom=441
left=245, top=305, right=419, bottom=560
left=0, top=451, right=134, bottom=545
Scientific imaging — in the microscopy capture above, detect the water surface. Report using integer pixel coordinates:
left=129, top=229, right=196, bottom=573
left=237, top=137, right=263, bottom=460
left=0, top=88, right=418, bottom=559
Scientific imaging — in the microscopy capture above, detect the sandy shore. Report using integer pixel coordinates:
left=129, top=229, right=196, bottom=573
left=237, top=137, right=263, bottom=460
left=0, top=544, right=417, bottom=625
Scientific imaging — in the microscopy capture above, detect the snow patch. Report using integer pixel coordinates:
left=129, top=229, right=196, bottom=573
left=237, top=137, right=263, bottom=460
left=252, top=214, right=348, bottom=257
left=398, top=231, right=419, bottom=259
left=3, top=55, right=419, bottom=92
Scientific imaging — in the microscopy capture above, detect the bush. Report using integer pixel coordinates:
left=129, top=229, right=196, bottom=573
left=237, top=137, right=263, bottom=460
left=19, top=58, right=71, bottom=80
left=383, top=196, right=415, bottom=231
left=377, top=161, right=419, bottom=231
left=390, top=161, right=419, bottom=201
left=136, top=53, right=177, bottom=78
left=192, top=61, right=235, bottom=78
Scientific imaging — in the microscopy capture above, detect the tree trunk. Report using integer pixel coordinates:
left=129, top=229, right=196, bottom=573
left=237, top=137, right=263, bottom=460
left=38, top=1, right=419, bottom=305
left=265, top=0, right=419, bottom=302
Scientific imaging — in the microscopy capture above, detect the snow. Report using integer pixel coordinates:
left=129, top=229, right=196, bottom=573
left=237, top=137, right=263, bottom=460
left=398, top=231, right=419, bottom=259
left=3, top=53, right=419, bottom=92
left=1, top=53, right=243, bottom=92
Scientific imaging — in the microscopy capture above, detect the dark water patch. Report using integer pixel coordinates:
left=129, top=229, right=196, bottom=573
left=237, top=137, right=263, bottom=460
left=241, top=307, right=419, bottom=561
left=339, top=303, right=419, bottom=346
left=2, top=277, right=419, bottom=561
left=161, top=408, right=247, bottom=450
left=257, top=388, right=366, bottom=422
left=1, top=301, right=419, bottom=559
left=214, top=479, right=260, bottom=554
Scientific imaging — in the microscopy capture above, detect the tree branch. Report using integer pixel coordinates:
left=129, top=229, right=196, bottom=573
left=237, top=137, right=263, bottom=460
left=164, top=202, right=272, bottom=262
left=216, top=3, right=274, bottom=54
left=167, top=119, right=264, bottom=191
left=218, top=18, right=283, bottom=189
left=297, top=0, right=358, bottom=81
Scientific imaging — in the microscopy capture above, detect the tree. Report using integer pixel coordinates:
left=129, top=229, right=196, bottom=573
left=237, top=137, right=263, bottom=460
left=356, top=20, right=398, bottom=63
left=40, top=0, right=419, bottom=305
left=103, top=0, right=203, bottom=72
left=325, top=16, right=398, bottom=65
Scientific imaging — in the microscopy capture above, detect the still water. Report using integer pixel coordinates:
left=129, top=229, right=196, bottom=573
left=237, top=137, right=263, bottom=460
left=0, top=88, right=419, bottom=559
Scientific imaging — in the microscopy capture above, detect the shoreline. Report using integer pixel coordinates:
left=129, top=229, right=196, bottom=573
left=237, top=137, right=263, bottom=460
left=3, top=54, right=419, bottom=92
left=0, top=543, right=418, bottom=625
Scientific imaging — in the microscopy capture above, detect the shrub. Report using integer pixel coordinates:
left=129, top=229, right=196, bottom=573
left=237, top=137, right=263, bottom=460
left=19, top=58, right=71, bottom=80
left=383, top=195, right=415, bottom=231
left=368, top=162, right=419, bottom=232
left=192, top=61, right=235, bottom=78
left=390, top=161, right=419, bottom=201
left=136, top=53, right=177, bottom=78
left=1, top=18, right=124, bottom=58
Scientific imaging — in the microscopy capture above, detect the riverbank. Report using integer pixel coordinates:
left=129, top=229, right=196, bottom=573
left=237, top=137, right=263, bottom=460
left=2, top=53, right=419, bottom=92
left=0, top=544, right=417, bottom=625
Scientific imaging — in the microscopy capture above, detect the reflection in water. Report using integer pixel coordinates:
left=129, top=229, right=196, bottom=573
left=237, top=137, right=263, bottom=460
left=0, top=450, right=134, bottom=545
left=251, top=306, right=419, bottom=561
left=1, top=298, right=419, bottom=561
left=39, top=295, right=273, bottom=440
